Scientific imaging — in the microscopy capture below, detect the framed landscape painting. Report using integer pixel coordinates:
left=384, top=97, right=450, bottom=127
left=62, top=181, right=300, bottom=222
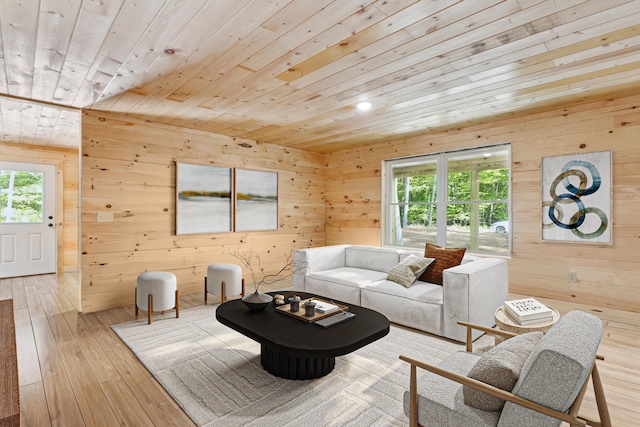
left=176, top=163, right=232, bottom=235
left=541, top=150, right=612, bottom=244
left=235, top=169, right=278, bottom=231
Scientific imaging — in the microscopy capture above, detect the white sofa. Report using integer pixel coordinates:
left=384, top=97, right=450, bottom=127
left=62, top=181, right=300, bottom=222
left=294, top=245, right=508, bottom=342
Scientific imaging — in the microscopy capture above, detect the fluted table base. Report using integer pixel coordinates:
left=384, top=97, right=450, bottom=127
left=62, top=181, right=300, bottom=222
left=261, top=344, right=335, bottom=379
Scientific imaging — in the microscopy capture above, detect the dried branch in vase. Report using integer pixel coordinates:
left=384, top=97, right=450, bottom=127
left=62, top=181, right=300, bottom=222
left=230, top=244, right=307, bottom=293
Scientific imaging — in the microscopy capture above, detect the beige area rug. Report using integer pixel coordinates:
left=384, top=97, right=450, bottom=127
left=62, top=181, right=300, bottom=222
left=111, top=304, right=480, bottom=427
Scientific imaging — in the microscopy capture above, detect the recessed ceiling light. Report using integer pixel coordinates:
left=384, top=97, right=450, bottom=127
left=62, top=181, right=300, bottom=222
left=357, top=101, right=372, bottom=111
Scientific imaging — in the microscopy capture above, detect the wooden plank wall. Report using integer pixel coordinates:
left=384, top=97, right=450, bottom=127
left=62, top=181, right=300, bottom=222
left=80, top=110, right=325, bottom=313
left=325, top=94, right=640, bottom=313
left=0, top=141, right=79, bottom=272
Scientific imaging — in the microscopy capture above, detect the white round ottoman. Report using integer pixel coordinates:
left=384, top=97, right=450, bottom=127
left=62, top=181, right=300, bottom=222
left=205, top=263, right=244, bottom=304
left=135, top=271, right=179, bottom=324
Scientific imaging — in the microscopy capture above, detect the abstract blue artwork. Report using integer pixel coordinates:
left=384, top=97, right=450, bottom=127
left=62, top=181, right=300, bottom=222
left=541, top=150, right=611, bottom=244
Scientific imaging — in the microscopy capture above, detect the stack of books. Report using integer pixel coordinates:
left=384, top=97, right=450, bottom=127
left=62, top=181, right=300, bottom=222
left=310, top=300, right=339, bottom=314
left=504, top=298, right=553, bottom=325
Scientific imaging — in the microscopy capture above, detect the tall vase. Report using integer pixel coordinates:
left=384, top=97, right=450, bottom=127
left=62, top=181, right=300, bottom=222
left=242, top=291, right=273, bottom=312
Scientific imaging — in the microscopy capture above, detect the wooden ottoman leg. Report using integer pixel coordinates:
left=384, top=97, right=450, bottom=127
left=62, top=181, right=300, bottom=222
left=148, top=294, right=153, bottom=325
left=221, top=281, right=226, bottom=304
left=175, top=290, right=180, bottom=318
left=204, top=276, right=208, bottom=303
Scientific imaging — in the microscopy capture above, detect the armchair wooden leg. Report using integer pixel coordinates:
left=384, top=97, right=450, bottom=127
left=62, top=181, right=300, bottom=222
left=241, top=278, right=245, bottom=297
left=568, top=365, right=591, bottom=427
left=148, top=294, right=153, bottom=325
left=592, top=361, right=611, bottom=427
left=135, top=288, right=138, bottom=316
left=410, top=364, right=418, bottom=427
left=204, top=276, right=208, bottom=303
left=221, top=281, right=226, bottom=303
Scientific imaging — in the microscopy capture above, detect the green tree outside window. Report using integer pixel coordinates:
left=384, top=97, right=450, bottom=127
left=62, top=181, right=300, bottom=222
left=0, top=170, right=44, bottom=223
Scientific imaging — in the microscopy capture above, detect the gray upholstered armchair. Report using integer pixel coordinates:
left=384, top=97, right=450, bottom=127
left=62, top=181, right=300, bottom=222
left=400, top=311, right=611, bottom=427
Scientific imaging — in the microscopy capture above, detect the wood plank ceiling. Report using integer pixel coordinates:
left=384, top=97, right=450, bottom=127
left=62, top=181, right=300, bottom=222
left=1, top=0, right=640, bottom=153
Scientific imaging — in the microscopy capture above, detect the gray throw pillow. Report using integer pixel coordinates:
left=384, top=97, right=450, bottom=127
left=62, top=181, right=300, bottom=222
left=386, top=255, right=434, bottom=288
left=463, top=332, right=543, bottom=411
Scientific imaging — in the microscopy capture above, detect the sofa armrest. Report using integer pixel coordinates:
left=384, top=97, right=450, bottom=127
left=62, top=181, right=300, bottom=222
left=293, top=245, right=350, bottom=291
left=442, top=258, right=508, bottom=342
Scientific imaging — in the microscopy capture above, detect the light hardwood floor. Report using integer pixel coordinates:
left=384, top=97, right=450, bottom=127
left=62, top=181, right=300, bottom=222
left=1, top=273, right=638, bottom=426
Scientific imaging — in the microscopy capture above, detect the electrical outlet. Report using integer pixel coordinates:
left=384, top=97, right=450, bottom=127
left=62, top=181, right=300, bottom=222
left=568, top=272, right=577, bottom=283
left=97, top=211, right=114, bottom=222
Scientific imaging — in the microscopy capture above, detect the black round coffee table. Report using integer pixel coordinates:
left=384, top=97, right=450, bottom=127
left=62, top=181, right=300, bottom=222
left=216, top=291, right=390, bottom=380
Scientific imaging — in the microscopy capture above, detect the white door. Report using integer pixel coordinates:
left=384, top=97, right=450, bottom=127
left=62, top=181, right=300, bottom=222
left=0, top=162, right=56, bottom=278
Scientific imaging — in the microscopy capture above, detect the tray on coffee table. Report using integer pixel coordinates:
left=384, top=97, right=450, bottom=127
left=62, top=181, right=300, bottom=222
left=276, top=297, right=348, bottom=323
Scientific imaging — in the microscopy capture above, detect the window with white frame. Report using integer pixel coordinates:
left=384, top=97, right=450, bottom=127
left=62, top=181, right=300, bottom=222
left=383, top=144, right=511, bottom=255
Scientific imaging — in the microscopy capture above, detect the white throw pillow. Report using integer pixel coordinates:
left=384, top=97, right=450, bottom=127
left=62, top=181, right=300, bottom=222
left=386, top=255, right=434, bottom=288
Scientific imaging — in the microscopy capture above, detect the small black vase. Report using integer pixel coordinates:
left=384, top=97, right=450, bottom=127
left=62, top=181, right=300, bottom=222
left=242, top=291, right=273, bottom=312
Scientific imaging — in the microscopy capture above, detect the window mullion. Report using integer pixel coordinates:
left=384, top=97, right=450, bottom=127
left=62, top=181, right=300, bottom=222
left=436, top=154, right=447, bottom=247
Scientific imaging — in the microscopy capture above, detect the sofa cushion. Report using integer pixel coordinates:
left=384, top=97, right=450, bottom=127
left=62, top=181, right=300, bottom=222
left=362, top=283, right=443, bottom=336
left=308, top=267, right=389, bottom=289
left=463, top=332, right=543, bottom=411
left=364, top=279, right=443, bottom=305
left=419, top=243, right=466, bottom=285
left=387, top=255, right=434, bottom=287
left=345, top=246, right=401, bottom=273
left=301, top=245, right=348, bottom=272
left=306, top=268, right=389, bottom=306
